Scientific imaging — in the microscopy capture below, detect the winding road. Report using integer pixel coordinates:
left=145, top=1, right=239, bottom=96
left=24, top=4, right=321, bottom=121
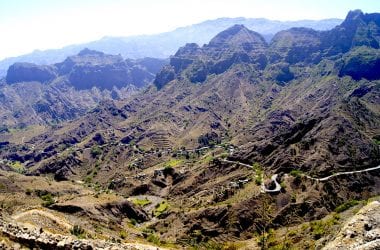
left=304, top=165, right=380, bottom=182
left=221, top=159, right=380, bottom=193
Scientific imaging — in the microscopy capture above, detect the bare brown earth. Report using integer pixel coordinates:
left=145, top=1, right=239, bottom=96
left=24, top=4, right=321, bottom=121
left=0, top=10, right=380, bottom=249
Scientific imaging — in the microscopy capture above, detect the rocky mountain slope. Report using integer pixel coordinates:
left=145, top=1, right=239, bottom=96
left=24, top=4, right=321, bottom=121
left=0, top=18, right=342, bottom=77
left=0, top=10, right=379, bottom=249
left=0, top=49, right=167, bottom=127
left=323, top=200, right=380, bottom=250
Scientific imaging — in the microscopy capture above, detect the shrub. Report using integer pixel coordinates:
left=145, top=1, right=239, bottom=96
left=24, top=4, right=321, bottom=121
left=154, top=201, right=169, bottom=217
left=40, top=193, right=55, bottom=207
left=147, top=233, right=160, bottom=245
left=119, top=230, right=127, bottom=239
left=255, top=175, right=263, bottom=185
left=374, top=138, right=380, bottom=145
left=310, top=221, right=325, bottom=239
left=84, top=175, right=93, bottom=183
left=132, top=198, right=152, bottom=207
left=130, top=218, right=137, bottom=226
left=290, top=169, right=303, bottom=177
left=70, top=225, right=85, bottom=238
left=334, top=200, right=360, bottom=213
left=91, top=145, right=102, bottom=157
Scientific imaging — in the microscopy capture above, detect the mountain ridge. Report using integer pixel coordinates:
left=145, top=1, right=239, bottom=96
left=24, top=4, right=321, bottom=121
left=0, top=17, right=342, bottom=77
left=0, top=10, right=379, bottom=249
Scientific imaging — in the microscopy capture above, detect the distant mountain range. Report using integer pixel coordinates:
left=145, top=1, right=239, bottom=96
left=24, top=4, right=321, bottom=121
left=0, top=17, right=342, bottom=77
left=0, top=10, right=380, bottom=249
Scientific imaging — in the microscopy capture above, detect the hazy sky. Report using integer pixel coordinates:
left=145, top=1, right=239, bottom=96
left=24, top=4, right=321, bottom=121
left=1, top=0, right=380, bottom=60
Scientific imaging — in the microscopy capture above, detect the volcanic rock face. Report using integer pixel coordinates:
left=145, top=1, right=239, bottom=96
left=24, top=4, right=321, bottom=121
left=155, top=25, right=268, bottom=86
left=0, top=49, right=167, bottom=126
left=155, top=10, right=380, bottom=90
left=6, top=48, right=167, bottom=90
left=54, top=48, right=166, bottom=90
left=6, top=63, right=57, bottom=84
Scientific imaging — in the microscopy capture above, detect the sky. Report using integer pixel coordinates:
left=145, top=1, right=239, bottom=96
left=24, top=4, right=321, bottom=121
left=0, top=0, right=380, bottom=60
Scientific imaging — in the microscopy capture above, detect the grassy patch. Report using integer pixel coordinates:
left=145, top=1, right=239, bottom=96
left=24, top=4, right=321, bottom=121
left=165, top=159, right=183, bottom=167
left=201, top=155, right=214, bottom=163
left=132, top=198, right=152, bottom=207
left=310, top=215, right=340, bottom=240
left=290, top=169, right=303, bottom=177
left=334, top=200, right=360, bottom=213
left=253, top=163, right=263, bottom=185
left=119, top=230, right=127, bottom=239
left=372, top=134, right=380, bottom=145
left=154, top=200, right=169, bottom=217
left=40, top=193, right=55, bottom=207
left=8, top=161, right=25, bottom=174
left=255, top=175, right=263, bottom=185
left=147, top=233, right=161, bottom=245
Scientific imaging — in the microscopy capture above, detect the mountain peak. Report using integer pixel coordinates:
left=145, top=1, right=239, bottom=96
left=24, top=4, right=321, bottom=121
left=345, top=9, right=364, bottom=21
left=208, top=24, right=267, bottom=48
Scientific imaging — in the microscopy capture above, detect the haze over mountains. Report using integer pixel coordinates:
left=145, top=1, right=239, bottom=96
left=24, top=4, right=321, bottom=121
left=0, top=17, right=342, bottom=77
left=0, top=9, right=380, bottom=250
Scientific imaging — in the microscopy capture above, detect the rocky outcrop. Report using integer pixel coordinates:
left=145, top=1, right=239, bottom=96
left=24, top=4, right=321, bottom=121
left=6, top=49, right=167, bottom=90
left=154, top=10, right=380, bottom=89
left=56, top=48, right=166, bottom=90
left=153, top=65, right=176, bottom=89
left=323, top=201, right=380, bottom=250
left=268, top=28, right=322, bottom=64
left=6, top=63, right=57, bottom=84
left=154, top=25, right=268, bottom=88
left=0, top=218, right=161, bottom=250
left=33, top=155, right=82, bottom=181
left=101, top=200, right=150, bottom=223
left=339, top=46, right=380, bottom=80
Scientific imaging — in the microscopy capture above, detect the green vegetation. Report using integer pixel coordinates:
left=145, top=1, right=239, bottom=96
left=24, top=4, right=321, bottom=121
left=8, top=161, right=25, bottom=174
left=40, top=193, right=55, bottom=207
left=84, top=175, right=93, bottom=184
left=154, top=200, right=169, bottom=217
left=334, top=200, right=360, bottom=213
left=255, top=175, right=263, bottom=185
left=253, top=163, right=263, bottom=185
left=219, top=153, right=228, bottom=159
left=373, top=135, right=380, bottom=145
left=132, top=198, right=152, bottom=207
left=198, top=132, right=221, bottom=147
left=129, top=218, right=138, bottom=226
left=165, top=158, right=183, bottom=167
left=309, top=215, right=340, bottom=240
left=119, top=230, right=127, bottom=239
left=70, top=225, right=86, bottom=238
left=290, top=169, right=303, bottom=177
left=147, top=233, right=161, bottom=245
left=90, top=145, right=102, bottom=157
left=201, top=155, right=214, bottom=164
